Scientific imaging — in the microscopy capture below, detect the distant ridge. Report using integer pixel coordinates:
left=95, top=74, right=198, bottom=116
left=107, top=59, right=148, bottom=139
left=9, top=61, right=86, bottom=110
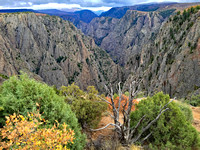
left=74, top=10, right=98, bottom=23
left=1, top=2, right=200, bottom=24
left=99, top=2, right=177, bottom=18
left=0, top=9, right=97, bottom=23
left=36, top=9, right=97, bottom=23
left=0, top=9, right=38, bottom=13
left=36, top=9, right=69, bottom=15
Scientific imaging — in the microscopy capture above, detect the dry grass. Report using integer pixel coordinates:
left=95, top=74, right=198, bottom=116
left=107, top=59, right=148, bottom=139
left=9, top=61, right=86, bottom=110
left=192, top=106, right=200, bottom=132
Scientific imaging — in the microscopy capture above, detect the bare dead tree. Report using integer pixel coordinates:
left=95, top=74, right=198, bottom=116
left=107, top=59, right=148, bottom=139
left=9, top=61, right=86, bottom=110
left=91, top=81, right=174, bottom=146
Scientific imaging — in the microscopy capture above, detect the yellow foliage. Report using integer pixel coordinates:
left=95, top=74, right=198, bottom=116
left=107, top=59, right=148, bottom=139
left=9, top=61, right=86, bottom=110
left=0, top=112, right=74, bottom=150
left=130, top=144, right=142, bottom=150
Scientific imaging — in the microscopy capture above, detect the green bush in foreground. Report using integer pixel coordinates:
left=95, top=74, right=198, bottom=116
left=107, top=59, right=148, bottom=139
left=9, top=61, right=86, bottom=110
left=130, top=92, right=200, bottom=150
left=0, top=73, right=86, bottom=150
left=186, top=94, right=200, bottom=107
left=60, top=84, right=107, bottom=128
left=176, top=101, right=193, bottom=123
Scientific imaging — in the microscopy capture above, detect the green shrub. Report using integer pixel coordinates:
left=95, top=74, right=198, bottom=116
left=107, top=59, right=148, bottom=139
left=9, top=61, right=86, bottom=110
left=60, top=84, right=107, bottom=128
left=56, top=56, right=67, bottom=63
left=196, top=5, right=200, bottom=10
left=124, top=91, right=129, bottom=97
left=187, top=94, right=200, bottom=107
left=114, top=93, right=119, bottom=99
left=86, top=58, right=90, bottom=65
left=0, top=73, right=86, bottom=150
left=0, top=74, right=9, bottom=79
left=77, top=62, right=83, bottom=71
left=176, top=101, right=193, bottom=123
left=130, top=92, right=200, bottom=150
left=136, top=91, right=145, bottom=98
left=159, top=9, right=176, bottom=19
left=170, top=28, right=175, bottom=40
left=188, top=42, right=191, bottom=47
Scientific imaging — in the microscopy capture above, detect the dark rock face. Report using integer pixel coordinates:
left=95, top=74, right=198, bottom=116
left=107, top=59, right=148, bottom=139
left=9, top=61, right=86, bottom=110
left=83, top=10, right=164, bottom=65
left=77, top=3, right=200, bottom=66
left=0, top=13, right=122, bottom=91
left=78, top=4, right=200, bottom=98
left=124, top=10, right=200, bottom=98
left=81, top=17, right=119, bottom=46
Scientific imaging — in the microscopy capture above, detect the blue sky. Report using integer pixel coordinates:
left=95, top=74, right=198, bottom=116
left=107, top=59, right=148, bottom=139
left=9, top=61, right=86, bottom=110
left=0, top=0, right=199, bottom=11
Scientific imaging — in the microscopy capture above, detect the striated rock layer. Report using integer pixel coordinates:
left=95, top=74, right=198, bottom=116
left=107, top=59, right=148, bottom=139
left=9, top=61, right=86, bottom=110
left=124, top=9, right=200, bottom=98
left=80, top=6, right=200, bottom=98
left=0, top=13, right=122, bottom=91
left=82, top=10, right=165, bottom=65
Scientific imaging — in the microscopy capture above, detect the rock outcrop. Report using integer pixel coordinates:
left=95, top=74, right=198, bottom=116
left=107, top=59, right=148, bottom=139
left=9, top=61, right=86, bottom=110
left=78, top=3, right=200, bottom=66
left=124, top=8, right=200, bottom=98
left=102, top=10, right=164, bottom=65
left=0, top=13, right=122, bottom=91
left=79, top=5, right=200, bottom=98
left=82, top=10, right=165, bottom=65
left=81, top=17, right=119, bottom=46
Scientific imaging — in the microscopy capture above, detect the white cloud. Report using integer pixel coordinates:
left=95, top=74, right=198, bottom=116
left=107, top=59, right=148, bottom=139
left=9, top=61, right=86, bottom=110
left=30, top=3, right=81, bottom=10
left=31, top=3, right=111, bottom=11
left=28, top=2, right=33, bottom=6
left=0, top=2, right=111, bottom=11
left=139, top=0, right=179, bottom=3
left=0, top=0, right=198, bottom=11
left=81, top=6, right=111, bottom=11
left=19, top=2, right=27, bottom=6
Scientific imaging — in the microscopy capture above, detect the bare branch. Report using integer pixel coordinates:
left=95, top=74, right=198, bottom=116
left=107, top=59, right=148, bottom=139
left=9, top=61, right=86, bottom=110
left=91, top=123, right=121, bottom=131
left=130, top=115, right=146, bottom=137
left=104, top=84, right=109, bottom=93
left=159, top=98, right=175, bottom=113
left=122, top=99, right=128, bottom=111
left=131, top=98, right=174, bottom=143
left=132, top=91, right=139, bottom=98
left=104, top=128, right=116, bottom=130
left=127, top=82, right=134, bottom=114
left=132, top=108, right=170, bottom=143
left=141, top=132, right=152, bottom=144
left=108, top=113, right=121, bottom=126
left=113, top=115, right=122, bottom=126
left=110, top=89, right=118, bottom=118
left=143, top=108, right=169, bottom=133
left=109, top=113, right=115, bottom=119
left=117, top=82, right=122, bottom=113
left=110, top=86, right=114, bottom=98
left=96, top=95, right=112, bottom=105
left=95, top=80, right=174, bottom=146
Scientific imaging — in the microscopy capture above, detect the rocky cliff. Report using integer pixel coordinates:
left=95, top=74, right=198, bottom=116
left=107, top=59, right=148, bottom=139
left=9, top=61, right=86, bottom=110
left=81, top=17, right=119, bottom=46
left=0, top=6, right=199, bottom=98
left=78, top=5, right=200, bottom=98
left=0, top=13, right=122, bottom=91
left=124, top=7, right=200, bottom=98
left=78, top=3, right=200, bottom=66
left=83, top=10, right=165, bottom=65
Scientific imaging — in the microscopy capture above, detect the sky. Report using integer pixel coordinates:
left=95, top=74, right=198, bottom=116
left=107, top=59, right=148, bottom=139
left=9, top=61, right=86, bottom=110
left=0, top=0, right=199, bottom=11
